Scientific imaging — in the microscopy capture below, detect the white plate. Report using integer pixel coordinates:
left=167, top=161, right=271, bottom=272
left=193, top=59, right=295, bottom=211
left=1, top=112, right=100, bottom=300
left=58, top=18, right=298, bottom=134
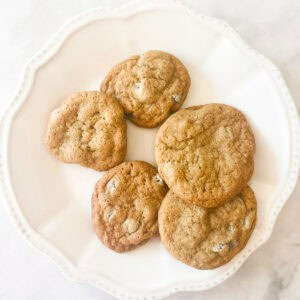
left=1, top=1, right=299, bottom=299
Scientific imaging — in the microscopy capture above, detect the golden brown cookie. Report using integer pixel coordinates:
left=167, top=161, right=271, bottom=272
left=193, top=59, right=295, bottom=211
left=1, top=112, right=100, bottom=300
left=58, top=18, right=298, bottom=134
left=92, top=161, right=168, bottom=252
left=158, top=186, right=257, bottom=269
left=100, top=50, right=191, bottom=128
left=45, top=91, right=127, bottom=171
left=155, top=104, right=255, bottom=208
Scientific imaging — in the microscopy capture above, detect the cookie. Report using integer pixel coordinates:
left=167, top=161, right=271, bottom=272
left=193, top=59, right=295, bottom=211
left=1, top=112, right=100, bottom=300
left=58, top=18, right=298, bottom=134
left=158, top=186, right=257, bottom=269
left=100, top=50, right=190, bottom=128
left=155, top=104, right=255, bottom=208
left=92, top=161, right=168, bottom=252
left=45, top=91, right=126, bottom=171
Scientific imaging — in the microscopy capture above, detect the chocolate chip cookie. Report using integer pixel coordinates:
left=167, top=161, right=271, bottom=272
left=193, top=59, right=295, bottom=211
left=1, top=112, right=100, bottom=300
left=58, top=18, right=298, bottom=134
left=158, top=186, right=257, bottom=269
left=45, top=91, right=127, bottom=171
left=155, top=104, right=255, bottom=208
left=100, top=50, right=190, bottom=128
left=92, top=161, right=168, bottom=252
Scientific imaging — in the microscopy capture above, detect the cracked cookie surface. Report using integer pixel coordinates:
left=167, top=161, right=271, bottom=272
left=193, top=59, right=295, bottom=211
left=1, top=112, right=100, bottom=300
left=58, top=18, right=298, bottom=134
left=155, top=103, right=256, bottom=208
left=158, top=186, right=257, bottom=269
left=92, top=161, right=168, bottom=252
left=45, top=91, right=127, bottom=171
left=100, top=50, right=190, bottom=128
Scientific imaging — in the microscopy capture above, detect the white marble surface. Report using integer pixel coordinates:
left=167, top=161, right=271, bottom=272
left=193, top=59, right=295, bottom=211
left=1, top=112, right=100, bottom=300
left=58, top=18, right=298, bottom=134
left=0, top=0, right=299, bottom=299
